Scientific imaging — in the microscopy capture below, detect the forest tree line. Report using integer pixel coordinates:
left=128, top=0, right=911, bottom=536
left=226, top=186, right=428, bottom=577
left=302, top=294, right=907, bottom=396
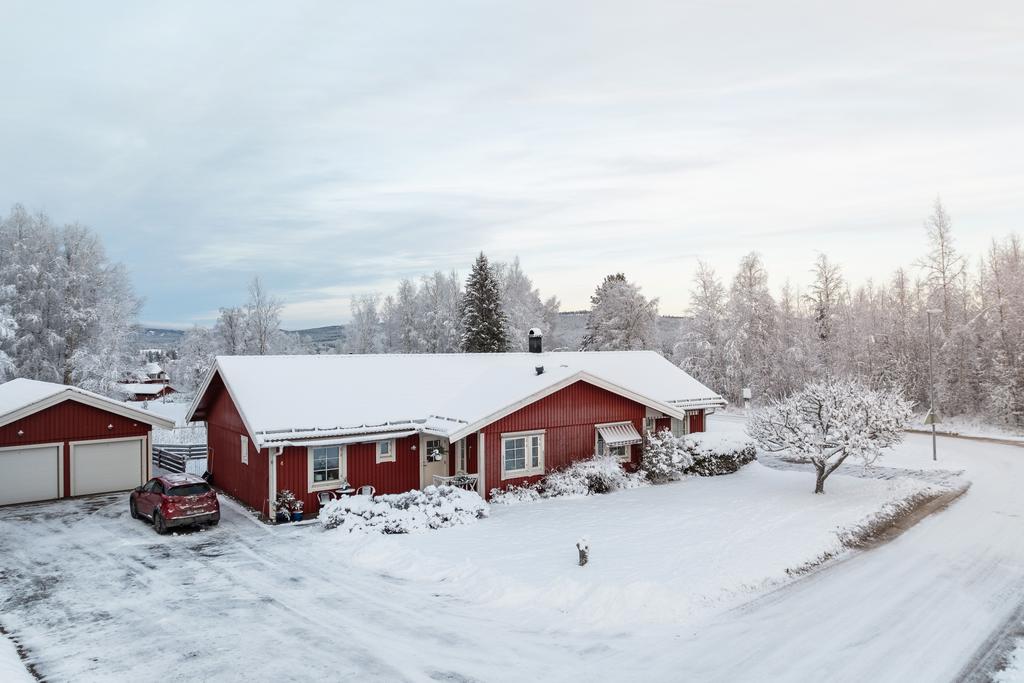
left=1, top=200, right=1021, bottom=426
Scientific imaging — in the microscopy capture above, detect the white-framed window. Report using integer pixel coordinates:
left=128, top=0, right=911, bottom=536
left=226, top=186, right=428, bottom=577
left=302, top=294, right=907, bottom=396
left=240, top=435, right=249, bottom=465
left=644, top=416, right=656, bottom=434
left=376, top=439, right=396, bottom=464
left=308, top=445, right=344, bottom=491
left=595, top=425, right=632, bottom=462
left=501, top=431, right=544, bottom=480
left=425, top=438, right=446, bottom=462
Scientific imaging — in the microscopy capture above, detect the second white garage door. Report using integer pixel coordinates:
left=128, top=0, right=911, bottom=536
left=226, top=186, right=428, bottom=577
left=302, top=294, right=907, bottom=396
left=71, top=439, right=144, bottom=496
left=0, top=444, right=61, bottom=506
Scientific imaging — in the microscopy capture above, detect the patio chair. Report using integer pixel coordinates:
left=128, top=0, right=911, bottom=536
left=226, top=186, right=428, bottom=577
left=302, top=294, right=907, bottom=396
left=317, top=490, right=335, bottom=507
left=356, top=485, right=375, bottom=497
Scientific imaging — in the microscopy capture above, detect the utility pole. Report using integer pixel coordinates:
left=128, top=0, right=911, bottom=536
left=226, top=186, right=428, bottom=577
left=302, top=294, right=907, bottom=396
left=926, top=309, right=942, bottom=461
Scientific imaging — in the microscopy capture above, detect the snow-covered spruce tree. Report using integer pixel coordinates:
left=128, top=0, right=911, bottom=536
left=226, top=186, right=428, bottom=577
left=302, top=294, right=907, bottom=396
left=460, top=252, right=509, bottom=353
left=747, top=379, right=912, bottom=494
left=581, top=273, right=659, bottom=351
left=641, top=429, right=693, bottom=483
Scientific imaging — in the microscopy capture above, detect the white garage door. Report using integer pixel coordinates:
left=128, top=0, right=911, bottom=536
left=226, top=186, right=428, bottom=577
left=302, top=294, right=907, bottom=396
left=0, top=445, right=60, bottom=506
left=72, top=439, right=144, bottom=496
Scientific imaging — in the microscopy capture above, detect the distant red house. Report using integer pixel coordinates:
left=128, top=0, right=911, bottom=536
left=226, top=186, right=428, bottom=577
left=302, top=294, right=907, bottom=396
left=117, top=383, right=177, bottom=402
left=186, top=343, right=725, bottom=520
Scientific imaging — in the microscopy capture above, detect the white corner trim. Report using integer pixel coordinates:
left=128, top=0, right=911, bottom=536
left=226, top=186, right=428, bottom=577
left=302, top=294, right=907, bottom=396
left=477, top=432, right=486, bottom=497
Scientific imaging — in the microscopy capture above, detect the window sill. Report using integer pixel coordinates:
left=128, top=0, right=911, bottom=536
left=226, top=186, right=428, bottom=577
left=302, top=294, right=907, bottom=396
left=375, top=457, right=396, bottom=465
left=309, top=480, right=344, bottom=493
left=501, top=468, right=544, bottom=481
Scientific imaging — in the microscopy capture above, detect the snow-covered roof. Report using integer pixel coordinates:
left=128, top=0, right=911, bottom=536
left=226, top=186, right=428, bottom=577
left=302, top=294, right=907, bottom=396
left=143, top=362, right=163, bottom=375
left=117, top=383, right=175, bottom=396
left=0, top=378, right=176, bottom=429
left=187, top=351, right=725, bottom=449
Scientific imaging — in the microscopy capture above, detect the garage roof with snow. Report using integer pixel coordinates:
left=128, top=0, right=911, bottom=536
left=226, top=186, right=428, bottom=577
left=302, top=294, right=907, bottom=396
left=0, top=378, right=176, bottom=430
left=187, top=351, right=725, bottom=449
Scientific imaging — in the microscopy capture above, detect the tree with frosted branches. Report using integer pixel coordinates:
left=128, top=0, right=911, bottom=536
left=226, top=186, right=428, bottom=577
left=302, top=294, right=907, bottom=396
left=460, top=252, right=508, bottom=353
left=747, top=379, right=912, bottom=494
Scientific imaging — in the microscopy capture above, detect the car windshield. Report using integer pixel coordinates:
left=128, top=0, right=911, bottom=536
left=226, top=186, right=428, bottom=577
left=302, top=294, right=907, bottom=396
left=168, top=483, right=211, bottom=497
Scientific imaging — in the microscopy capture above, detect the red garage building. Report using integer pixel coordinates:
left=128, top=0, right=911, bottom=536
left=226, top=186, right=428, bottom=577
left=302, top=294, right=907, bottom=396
left=0, top=378, right=175, bottom=506
left=187, top=344, right=726, bottom=520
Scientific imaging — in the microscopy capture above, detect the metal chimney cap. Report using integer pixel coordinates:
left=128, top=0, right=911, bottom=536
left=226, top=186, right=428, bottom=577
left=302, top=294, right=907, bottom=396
left=528, top=327, right=543, bottom=337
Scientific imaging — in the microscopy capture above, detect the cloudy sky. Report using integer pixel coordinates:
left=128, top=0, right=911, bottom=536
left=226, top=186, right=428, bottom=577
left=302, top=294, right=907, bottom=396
left=2, top=1, right=1022, bottom=328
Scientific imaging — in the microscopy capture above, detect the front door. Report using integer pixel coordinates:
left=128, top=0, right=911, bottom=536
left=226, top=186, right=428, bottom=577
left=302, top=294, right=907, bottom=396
left=420, top=435, right=449, bottom=488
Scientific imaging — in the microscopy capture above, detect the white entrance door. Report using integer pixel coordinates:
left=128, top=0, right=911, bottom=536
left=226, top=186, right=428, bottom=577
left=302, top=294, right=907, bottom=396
left=420, top=435, right=449, bottom=488
left=0, top=444, right=61, bottom=505
left=71, top=438, right=144, bottom=496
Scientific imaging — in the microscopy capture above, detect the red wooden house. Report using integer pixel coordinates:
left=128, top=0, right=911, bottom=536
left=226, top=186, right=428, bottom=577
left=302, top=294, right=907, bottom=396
left=186, top=342, right=725, bottom=520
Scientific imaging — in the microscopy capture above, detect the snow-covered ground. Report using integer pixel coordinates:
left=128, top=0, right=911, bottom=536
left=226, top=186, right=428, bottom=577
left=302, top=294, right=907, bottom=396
left=995, top=638, right=1024, bottom=682
left=145, top=398, right=207, bottom=445
left=0, top=632, right=32, bottom=683
left=0, top=424, right=976, bottom=682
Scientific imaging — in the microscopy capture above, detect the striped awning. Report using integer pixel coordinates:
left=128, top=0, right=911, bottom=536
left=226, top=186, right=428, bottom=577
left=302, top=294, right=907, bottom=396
left=596, top=422, right=643, bottom=447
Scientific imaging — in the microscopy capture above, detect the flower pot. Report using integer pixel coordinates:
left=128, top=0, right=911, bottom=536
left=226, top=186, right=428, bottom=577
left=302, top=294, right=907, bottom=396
left=291, top=511, right=304, bottom=522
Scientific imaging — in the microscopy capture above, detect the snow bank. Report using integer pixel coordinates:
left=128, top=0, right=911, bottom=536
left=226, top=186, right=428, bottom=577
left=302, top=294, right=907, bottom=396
left=320, top=485, right=488, bottom=534
left=0, top=632, right=31, bottom=683
left=995, top=638, right=1024, bottom=682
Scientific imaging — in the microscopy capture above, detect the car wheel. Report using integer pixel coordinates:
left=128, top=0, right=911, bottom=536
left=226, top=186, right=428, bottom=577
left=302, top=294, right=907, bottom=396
left=129, top=499, right=140, bottom=520
left=208, top=516, right=220, bottom=527
left=153, top=511, right=168, bottom=535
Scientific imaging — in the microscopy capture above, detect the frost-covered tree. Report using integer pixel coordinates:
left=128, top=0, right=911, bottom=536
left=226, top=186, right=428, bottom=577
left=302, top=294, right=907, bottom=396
left=805, top=253, right=846, bottom=377
left=0, top=204, right=140, bottom=395
left=676, top=261, right=727, bottom=392
left=723, top=252, right=779, bottom=403
left=214, top=306, right=247, bottom=355
left=581, top=273, right=659, bottom=351
left=495, top=257, right=560, bottom=351
left=641, top=429, right=694, bottom=483
left=747, top=379, right=912, bottom=494
left=346, top=293, right=384, bottom=354
left=460, top=252, right=508, bottom=353
left=244, top=277, right=286, bottom=355
left=417, top=270, right=462, bottom=353
left=167, top=326, right=220, bottom=395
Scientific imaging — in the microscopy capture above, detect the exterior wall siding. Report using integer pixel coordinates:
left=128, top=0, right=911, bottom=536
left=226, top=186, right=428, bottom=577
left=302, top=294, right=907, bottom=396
left=0, top=399, right=153, bottom=501
left=689, top=410, right=706, bottom=434
left=481, top=380, right=645, bottom=496
left=277, top=435, right=421, bottom=515
left=205, top=382, right=270, bottom=517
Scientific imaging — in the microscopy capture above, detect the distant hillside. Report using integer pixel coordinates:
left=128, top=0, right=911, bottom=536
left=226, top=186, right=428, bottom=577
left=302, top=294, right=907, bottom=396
left=135, top=314, right=688, bottom=354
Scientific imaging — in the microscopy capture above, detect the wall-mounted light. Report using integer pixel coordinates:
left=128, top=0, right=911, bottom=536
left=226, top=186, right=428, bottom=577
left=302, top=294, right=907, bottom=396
left=17, top=429, right=24, bottom=436
left=107, top=424, right=113, bottom=430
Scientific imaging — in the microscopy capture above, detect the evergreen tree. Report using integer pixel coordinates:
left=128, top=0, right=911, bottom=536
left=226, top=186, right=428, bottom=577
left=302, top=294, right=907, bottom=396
left=460, top=252, right=508, bottom=352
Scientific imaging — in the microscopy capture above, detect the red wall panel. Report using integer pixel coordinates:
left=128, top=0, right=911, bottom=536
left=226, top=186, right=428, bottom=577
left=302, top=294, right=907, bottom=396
left=205, top=381, right=269, bottom=517
left=481, top=380, right=645, bottom=496
left=689, top=410, right=705, bottom=434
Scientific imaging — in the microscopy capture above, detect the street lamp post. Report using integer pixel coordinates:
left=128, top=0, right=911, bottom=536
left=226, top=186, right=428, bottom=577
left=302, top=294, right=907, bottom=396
left=925, top=309, right=943, bottom=461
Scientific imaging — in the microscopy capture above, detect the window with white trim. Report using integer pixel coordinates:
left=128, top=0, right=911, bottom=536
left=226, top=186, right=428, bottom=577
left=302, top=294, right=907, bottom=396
left=595, top=426, right=631, bottom=463
left=376, top=439, right=396, bottom=463
left=644, top=416, right=656, bottom=434
left=240, top=435, right=249, bottom=465
left=312, top=446, right=341, bottom=485
left=501, top=432, right=544, bottom=479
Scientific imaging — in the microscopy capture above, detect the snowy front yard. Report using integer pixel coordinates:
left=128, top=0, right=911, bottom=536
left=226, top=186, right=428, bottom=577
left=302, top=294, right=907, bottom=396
left=0, top=447, right=955, bottom=682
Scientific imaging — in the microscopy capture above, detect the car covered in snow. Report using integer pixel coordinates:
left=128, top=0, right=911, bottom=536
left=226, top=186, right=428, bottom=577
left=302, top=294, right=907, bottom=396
left=129, top=473, right=220, bottom=534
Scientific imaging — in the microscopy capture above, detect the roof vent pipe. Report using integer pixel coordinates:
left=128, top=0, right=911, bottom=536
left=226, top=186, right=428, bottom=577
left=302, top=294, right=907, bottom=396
left=528, top=327, right=542, bottom=353
left=535, top=366, right=545, bottom=375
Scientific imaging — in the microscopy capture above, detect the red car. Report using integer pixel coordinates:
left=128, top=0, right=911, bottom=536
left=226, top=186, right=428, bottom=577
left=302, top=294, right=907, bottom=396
left=130, top=473, right=220, bottom=534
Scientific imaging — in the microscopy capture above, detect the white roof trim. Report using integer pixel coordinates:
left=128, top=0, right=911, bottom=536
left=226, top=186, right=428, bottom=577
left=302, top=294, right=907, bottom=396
left=0, top=387, right=176, bottom=431
left=271, top=430, right=419, bottom=448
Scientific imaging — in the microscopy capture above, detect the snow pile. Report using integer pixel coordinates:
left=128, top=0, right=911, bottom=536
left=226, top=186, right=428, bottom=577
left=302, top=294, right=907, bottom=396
left=491, top=455, right=647, bottom=504
left=683, top=431, right=757, bottom=476
left=995, top=638, right=1024, bottom=682
left=641, top=429, right=694, bottom=483
left=320, top=486, right=489, bottom=534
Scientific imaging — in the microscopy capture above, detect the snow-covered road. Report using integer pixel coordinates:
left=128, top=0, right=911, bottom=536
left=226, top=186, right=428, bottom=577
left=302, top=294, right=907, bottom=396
left=610, top=430, right=1024, bottom=682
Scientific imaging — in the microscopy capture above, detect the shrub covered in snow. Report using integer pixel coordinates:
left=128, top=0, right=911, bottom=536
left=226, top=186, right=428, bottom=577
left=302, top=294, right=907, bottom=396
left=320, top=485, right=489, bottom=534
left=682, top=432, right=757, bottom=477
left=641, top=429, right=694, bottom=483
left=491, top=455, right=647, bottom=503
